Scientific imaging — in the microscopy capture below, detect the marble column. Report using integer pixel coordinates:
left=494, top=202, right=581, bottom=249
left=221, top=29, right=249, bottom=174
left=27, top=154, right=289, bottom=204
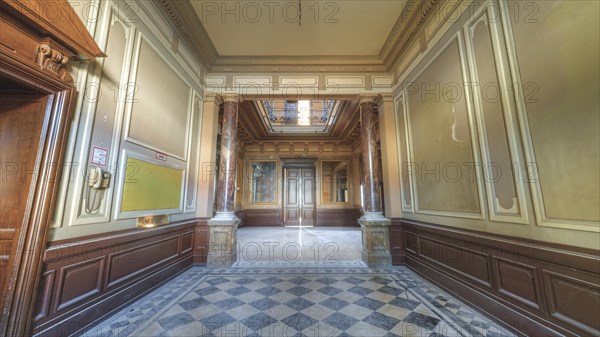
left=207, top=94, right=240, bottom=267
left=358, top=94, right=392, bottom=268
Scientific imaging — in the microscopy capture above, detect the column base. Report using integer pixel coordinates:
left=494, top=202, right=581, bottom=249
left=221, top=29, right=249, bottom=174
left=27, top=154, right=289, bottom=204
left=358, top=216, right=392, bottom=268
left=207, top=217, right=240, bottom=267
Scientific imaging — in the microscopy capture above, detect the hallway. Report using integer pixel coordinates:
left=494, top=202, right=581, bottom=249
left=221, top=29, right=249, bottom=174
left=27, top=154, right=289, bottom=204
left=235, top=227, right=363, bottom=266
left=1, top=1, right=598, bottom=337
left=81, top=266, right=515, bottom=337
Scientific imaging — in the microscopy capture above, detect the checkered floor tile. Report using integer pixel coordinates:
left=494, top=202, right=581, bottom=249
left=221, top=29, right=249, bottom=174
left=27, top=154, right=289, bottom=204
left=79, top=266, right=516, bottom=337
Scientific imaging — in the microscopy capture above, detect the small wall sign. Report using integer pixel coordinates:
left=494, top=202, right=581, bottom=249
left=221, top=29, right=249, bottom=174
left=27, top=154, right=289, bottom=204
left=136, top=215, right=170, bottom=229
left=91, top=146, right=109, bottom=166
left=155, top=152, right=167, bottom=161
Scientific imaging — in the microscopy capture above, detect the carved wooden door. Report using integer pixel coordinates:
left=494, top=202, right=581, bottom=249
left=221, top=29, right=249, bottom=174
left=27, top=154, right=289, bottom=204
left=284, top=166, right=315, bottom=226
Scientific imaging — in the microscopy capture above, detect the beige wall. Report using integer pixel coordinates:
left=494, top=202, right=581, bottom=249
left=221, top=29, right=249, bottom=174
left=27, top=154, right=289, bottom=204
left=391, top=0, right=600, bottom=249
left=50, top=0, right=206, bottom=241
left=51, top=0, right=599, bottom=250
left=508, top=0, right=599, bottom=224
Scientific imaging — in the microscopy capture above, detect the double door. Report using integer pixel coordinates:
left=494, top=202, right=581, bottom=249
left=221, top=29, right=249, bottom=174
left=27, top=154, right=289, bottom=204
left=283, top=166, right=315, bottom=226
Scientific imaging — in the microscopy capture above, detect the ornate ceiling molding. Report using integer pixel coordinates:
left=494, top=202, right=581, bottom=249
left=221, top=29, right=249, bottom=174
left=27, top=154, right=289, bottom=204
left=156, top=0, right=218, bottom=70
left=155, top=0, right=447, bottom=74
left=210, top=64, right=387, bottom=74
left=380, top=0, right=442, bottom=71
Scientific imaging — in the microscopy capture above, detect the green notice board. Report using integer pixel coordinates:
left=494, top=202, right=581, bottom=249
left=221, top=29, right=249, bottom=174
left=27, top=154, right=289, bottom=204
left=121, top=157, right=182, bottom=212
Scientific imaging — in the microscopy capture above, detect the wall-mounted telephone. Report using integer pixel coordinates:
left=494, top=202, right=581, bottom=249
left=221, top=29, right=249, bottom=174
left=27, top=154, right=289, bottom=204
left=85, top=166, right=111, bottom=214
left=88, top=166, right=111, bottom=189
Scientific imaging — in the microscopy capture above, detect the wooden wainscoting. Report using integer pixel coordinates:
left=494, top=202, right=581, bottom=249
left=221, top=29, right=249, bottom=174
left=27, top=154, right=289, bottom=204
left=315, top=208, right=361, bottom=227
left=243, top=209, right=282, bottom=227
left=193, top=218, right=209, bottom=265
left=236, top=211, right=247, bottom=227
left=396, top=219, right=600, bottom=337
left=32, top=220, right=198, bottom=337
left=389, top=219, right=404, bottom=265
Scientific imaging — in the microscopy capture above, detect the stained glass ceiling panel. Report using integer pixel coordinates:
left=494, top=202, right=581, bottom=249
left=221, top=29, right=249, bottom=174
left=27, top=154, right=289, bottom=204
left=257, top=100, right=340, bottom=134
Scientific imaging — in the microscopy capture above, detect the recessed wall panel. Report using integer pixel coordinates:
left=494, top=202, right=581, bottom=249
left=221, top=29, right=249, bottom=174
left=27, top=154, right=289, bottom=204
left=396, top=96, right=413, bottom=211
left=121, top=157, right=183, bottom=212
left=406, top=40, right=480, bottom=214
left=471, top=18, right=518, bottom=214
left=129, top=40, right=190, bottom=159
left=509, top=0, right=600, bottom=223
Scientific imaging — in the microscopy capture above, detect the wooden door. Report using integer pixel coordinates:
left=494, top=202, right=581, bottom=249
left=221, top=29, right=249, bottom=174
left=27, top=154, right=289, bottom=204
left=300, top=168, right=315, bottom=226
left=0, top=1, right=103, bottom=335
left=284, top=166, right=315, bottom=226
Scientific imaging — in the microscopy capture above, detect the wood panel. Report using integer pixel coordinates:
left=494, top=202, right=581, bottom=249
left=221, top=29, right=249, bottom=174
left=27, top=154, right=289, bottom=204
left=419, top=237, right=492, bottom=287
left=0, top=2, right=103, bottom=335
left=544, top=269, right=600, bottom=335
left=0, top=92, right=48, bottom=314
left=301, top=168, right=316, bottom=227
left=181, top=232, right=193, bottom=254
left=494, top=257, right=543, bottom=312
left=396, top=219, right=600, bottom=337
left=236, top=211, right=247, bottom=227
left=285, top=168, right=300, bottom=226
left=193, top=219, right=209, bottom=264
left=106, top=236, right=179, bottom=287
left=32, top=220, right=197, bottom=337
left=244, top=209, right=282, bottom=227
left=315, top=208, right=360, bottom=227
left=55, top=257, right=105, bottom=311
left=389, top=219, right=404, bottom=264
left=33, top=271, right=55, bottom=321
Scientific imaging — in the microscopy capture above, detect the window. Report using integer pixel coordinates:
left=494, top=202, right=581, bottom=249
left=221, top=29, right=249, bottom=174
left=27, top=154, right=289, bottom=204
left=249, top=161, right=277, bottom=203
left=321, top=160, right=350, bottom=203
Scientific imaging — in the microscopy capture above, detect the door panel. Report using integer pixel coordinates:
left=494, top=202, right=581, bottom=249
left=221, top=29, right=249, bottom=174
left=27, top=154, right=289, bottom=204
left=285, top=168, right=300, bottom=226
left=284, top=166, right=315, bottom=226
left=301, top=169, right=315, bottom=226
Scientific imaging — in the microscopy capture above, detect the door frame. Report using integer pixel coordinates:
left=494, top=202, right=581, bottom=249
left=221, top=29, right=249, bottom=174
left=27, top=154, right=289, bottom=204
left=282, top=159, right=317, bottom=227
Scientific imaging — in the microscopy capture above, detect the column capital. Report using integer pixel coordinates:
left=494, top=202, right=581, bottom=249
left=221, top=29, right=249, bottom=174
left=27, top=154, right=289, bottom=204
left=221, top=93, right=241, bottom=103
left=375, top=93, right=394, bottom=106
left=358, top=94, right=380, bottom=105
left=205, top=93, right=223, bottom=105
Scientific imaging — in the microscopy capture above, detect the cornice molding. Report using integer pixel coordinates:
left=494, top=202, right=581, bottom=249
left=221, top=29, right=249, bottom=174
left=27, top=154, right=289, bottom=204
left=156, top=0, right=218, bottom=70
left=381, top=0, right=442, bottom=71
left=215, top=55, right=384, bottom=65
left=210, top=64, right=387, bottom=74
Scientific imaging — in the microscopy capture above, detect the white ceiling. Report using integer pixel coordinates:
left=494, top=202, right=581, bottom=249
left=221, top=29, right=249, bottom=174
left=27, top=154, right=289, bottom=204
left=189, top=1, right=406, bottom=56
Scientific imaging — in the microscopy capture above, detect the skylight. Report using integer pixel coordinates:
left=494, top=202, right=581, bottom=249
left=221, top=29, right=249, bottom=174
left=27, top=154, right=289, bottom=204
left=257, top=100, right=339, bottom=134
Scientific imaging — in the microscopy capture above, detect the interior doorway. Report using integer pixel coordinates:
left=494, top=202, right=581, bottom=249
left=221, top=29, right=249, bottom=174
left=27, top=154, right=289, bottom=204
left=283, top=163, right=316, bottom=227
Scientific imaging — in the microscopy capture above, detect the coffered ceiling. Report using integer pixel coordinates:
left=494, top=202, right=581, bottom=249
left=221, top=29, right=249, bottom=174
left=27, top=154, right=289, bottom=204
left=237, top=100, right=361, bottom=142
left=235, top=99, right=379, bottom=149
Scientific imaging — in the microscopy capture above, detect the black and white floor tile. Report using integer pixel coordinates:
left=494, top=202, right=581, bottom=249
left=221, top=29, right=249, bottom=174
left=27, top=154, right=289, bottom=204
left=79, top=266, right=516, bottom=337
